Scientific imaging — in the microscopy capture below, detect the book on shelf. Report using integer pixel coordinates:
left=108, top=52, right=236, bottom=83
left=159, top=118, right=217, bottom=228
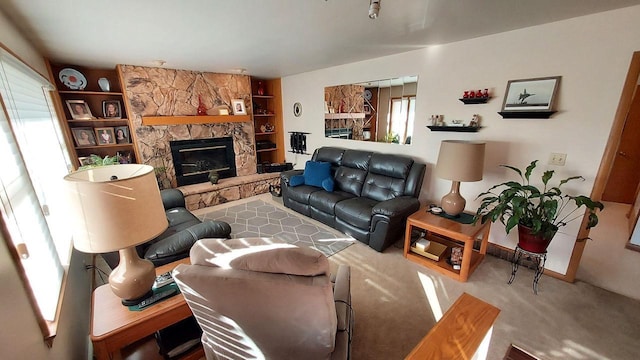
left=410, top=240, right=447, bottom=261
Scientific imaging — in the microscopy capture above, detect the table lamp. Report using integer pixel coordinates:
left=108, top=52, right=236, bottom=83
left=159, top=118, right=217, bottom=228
left=435, top=140, right=486, bottom=217
left=64, top=164, right=168, bottom=305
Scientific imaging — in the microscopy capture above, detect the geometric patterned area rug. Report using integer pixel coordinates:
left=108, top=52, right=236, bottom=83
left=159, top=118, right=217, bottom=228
left=198, top=199, right=355, bottom=257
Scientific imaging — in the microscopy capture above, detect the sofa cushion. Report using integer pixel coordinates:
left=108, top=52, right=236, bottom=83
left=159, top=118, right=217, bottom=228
left=309, top=190, right=355, bottom=215
left=303, top=161, right=332, bottom=188
left=334, top=197, right=379, bottom=229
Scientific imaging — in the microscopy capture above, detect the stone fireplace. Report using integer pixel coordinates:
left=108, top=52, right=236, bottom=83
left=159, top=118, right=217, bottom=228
left=170, top=137, right=237, bottom=186
left=120, top=65, right=256, bottom=189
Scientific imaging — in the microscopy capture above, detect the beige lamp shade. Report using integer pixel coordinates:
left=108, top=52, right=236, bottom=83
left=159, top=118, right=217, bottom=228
left=64, top=164, right=168, bottom=253
left=435, top=140, right=486, bottom=182
left=435, top=140, right=486, bottom=216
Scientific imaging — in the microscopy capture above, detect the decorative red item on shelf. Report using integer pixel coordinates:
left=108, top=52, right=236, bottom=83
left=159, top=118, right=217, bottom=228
left=257, top=81, right=265, bottom=96
left=468, top=90, right=475, bottom=98
left=476, top=89, right=483, bottom=98
left=197, top=95, right=207, bottom=116
left=463, top=91, right=469, bottom=98
left=483, top=89, right=489, bottom=98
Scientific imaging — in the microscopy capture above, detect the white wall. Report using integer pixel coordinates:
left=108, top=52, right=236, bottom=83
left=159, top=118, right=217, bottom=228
left=282, top=6, right=640, bottom=275
left=0, top=9, right=91, bottom=359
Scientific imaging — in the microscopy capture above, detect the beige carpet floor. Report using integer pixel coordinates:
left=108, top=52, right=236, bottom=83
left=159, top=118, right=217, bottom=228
left=206, top=194, right=640, bottom=360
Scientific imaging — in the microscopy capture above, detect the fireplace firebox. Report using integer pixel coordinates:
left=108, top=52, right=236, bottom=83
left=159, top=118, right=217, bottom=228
left=170, top=137, right=236, bottom=186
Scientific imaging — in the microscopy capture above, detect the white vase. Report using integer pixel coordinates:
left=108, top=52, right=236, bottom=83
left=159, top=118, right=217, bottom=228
left=98, top=77, right=110, bottom=92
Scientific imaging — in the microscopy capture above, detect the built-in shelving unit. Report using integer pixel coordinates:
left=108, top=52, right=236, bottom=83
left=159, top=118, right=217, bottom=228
left=47, top=62, right=139, bottom=169
left=251, top=78, right=284, bottom=164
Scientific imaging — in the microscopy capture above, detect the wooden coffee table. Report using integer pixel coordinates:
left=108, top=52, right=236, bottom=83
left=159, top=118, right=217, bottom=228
left=403, top=207, right=491, bottom=282
left=91, top=258, right=204, bottom=360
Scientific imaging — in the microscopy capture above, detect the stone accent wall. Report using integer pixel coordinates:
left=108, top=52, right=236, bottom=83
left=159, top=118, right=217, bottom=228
left=120, top=65, right=255, bottom=188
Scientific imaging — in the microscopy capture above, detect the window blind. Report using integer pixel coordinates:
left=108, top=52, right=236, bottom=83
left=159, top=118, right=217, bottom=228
left=0, top=50, right=70, bottom=322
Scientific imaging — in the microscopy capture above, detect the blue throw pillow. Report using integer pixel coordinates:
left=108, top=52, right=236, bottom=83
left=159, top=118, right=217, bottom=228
left=321, top=177, right=334, bottom=192
left=289, top=175, right=305, bottom=187
left=303, top=161, right=332, bottom=190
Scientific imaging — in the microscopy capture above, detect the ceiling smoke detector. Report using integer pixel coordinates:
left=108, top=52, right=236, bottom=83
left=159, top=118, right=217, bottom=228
left=369, top=0, right=380, bottom=19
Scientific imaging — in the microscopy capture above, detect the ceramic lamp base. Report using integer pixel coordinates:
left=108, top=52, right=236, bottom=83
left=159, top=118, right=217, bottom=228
left=108, top=246, right=156, bottom=305
left=441, top=181, right=466, bottom=217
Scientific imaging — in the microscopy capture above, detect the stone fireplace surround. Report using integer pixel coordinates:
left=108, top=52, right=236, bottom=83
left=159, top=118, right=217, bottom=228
left=119, top=65, right=279, bottom=209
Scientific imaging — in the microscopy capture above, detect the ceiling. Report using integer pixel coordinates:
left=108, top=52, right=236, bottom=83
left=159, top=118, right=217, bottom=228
left=2, top=0, right=639, bottom=78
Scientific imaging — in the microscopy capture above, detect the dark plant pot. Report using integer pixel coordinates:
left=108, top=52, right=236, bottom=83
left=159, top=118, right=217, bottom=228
left=517, top=224, right=554, bottom=253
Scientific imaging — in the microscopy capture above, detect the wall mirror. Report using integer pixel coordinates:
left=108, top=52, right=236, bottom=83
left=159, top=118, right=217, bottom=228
left=324, top=76, right=417, bottom=145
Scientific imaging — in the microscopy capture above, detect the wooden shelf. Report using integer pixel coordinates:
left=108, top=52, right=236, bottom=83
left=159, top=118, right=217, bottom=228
left=254, top=114, right=275, bottom=117
left=75, top=144, right=134, bottom=150
left=459, top=97, right=490, bottom=104
left=324, top=112, right=366, bottom=119
left=498, top=111, right=557, bottom=119
left=142, top=115, right=251, bottom=125
left=252, top=95, right=274, bottom=99
left=255, top=132, right=276, bottom=136
left=60, top=91, right=123, bottom=96
left=257, top=147, right=278, bottom=153
left=427, top=126, right=482, bottom=132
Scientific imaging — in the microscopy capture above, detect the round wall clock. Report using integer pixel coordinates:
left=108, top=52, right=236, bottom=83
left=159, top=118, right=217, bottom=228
left=364, top=89, right=373, bottom=101
left=293, top=102, right=302, bottom=117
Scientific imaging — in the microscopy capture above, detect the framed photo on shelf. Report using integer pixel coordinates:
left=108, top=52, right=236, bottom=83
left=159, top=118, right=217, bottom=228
left=231, top=99, right=246, bottom=115
left=102, top=100, right=122, bottom=119
left=66, top=100, right=93, bottom=120
left=364, top=104, right=371, bottom=114
left=71, top=127, right=97, bottom=147
left=78, top=156, right=93, bottom=167
left=95, top=127, right=116, bottom=145
left=501, top=76, right=561, bottom=113
left=114, top=126, right=130, bottom=144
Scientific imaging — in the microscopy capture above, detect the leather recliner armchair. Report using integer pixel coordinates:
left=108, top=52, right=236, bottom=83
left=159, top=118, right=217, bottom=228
left=173, top=238, right=353, bottom=360
left=102, top=189, right=232, bottom=268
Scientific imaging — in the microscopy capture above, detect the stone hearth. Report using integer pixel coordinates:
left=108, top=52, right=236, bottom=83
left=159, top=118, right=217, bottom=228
left=179, top=173, right=280, bottom=211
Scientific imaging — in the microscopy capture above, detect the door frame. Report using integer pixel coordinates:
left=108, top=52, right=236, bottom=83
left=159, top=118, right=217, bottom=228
left=564, top=51, right=640, bottom=281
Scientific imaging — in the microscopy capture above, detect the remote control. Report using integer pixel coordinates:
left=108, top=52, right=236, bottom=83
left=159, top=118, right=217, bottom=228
left=153, top=271, right=175, bottom=289
left=138, top=288, right=178, bottom=308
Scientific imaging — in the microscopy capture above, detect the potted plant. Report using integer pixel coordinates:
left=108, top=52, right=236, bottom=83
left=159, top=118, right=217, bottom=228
left=474, top=160, right=604, bottom=253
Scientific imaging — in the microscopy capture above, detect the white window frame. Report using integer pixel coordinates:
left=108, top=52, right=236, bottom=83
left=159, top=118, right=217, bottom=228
left=0, top=48, right=73, bottom=340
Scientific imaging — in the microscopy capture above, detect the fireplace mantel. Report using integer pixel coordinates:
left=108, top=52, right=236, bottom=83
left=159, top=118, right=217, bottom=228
left=142, top=115, right=251, bottom=126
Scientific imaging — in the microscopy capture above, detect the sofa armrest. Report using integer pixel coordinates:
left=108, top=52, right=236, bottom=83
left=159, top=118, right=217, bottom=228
left=161, top=189, right=186, bottom=210
left=371, top=196, right=420, bottom=219
left=144, top=221, right=232, bottom=266
left=333, top=265, right=351, bottom=332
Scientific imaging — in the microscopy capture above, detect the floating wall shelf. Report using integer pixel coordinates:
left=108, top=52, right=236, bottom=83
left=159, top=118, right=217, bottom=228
left=497, top=111, right=556, bottom=119
left=427, top=126, right=482, bottom=132
left=459, top=97, right=490, bottom=104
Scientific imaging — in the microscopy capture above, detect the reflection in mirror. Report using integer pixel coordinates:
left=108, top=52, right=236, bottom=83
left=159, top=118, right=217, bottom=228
left=324, top=76, right=417, bottom=145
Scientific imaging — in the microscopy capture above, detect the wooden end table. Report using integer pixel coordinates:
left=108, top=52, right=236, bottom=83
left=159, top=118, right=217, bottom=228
left=403, top=208, right=491, bottom=282
left=91, top=258, right=204, bottom=360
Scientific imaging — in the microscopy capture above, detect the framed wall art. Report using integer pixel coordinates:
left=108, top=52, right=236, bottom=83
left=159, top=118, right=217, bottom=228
left=499, top=76, right=561, bottom=118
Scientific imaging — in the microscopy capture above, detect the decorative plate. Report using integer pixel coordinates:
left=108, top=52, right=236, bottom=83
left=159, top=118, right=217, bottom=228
left=58, top=68, right=87, bottom=90
left=293, top=102, right=302, bottom=117
left=364, top=89, right=373, bottom=101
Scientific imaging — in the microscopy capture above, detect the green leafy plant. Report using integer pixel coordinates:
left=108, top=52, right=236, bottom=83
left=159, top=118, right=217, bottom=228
left=474, top=160, right=604, bottom=241
left=78, top=154, right=120, bottom=170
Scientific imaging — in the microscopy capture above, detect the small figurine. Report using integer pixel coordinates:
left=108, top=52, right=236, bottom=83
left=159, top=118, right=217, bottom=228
left=197, top=95, right=207, bottom=116
left=463, top=91, right=469, bottom=99
left=470, top=114, right=480, bottom=127
left=483, top=88, right=489, bottom=98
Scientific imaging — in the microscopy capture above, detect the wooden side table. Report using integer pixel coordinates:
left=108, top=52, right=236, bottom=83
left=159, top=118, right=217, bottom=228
left=91, top=258, right=204, bottom=360
left=403, top=208, right=490, bottom=282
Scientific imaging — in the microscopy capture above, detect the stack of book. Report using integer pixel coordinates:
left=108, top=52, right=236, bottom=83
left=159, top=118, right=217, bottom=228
left=410, top=237, right=447, bottom=261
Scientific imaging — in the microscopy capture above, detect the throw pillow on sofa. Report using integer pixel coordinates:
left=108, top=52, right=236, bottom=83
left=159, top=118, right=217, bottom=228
left=289, top=161, right=334, bottom=192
